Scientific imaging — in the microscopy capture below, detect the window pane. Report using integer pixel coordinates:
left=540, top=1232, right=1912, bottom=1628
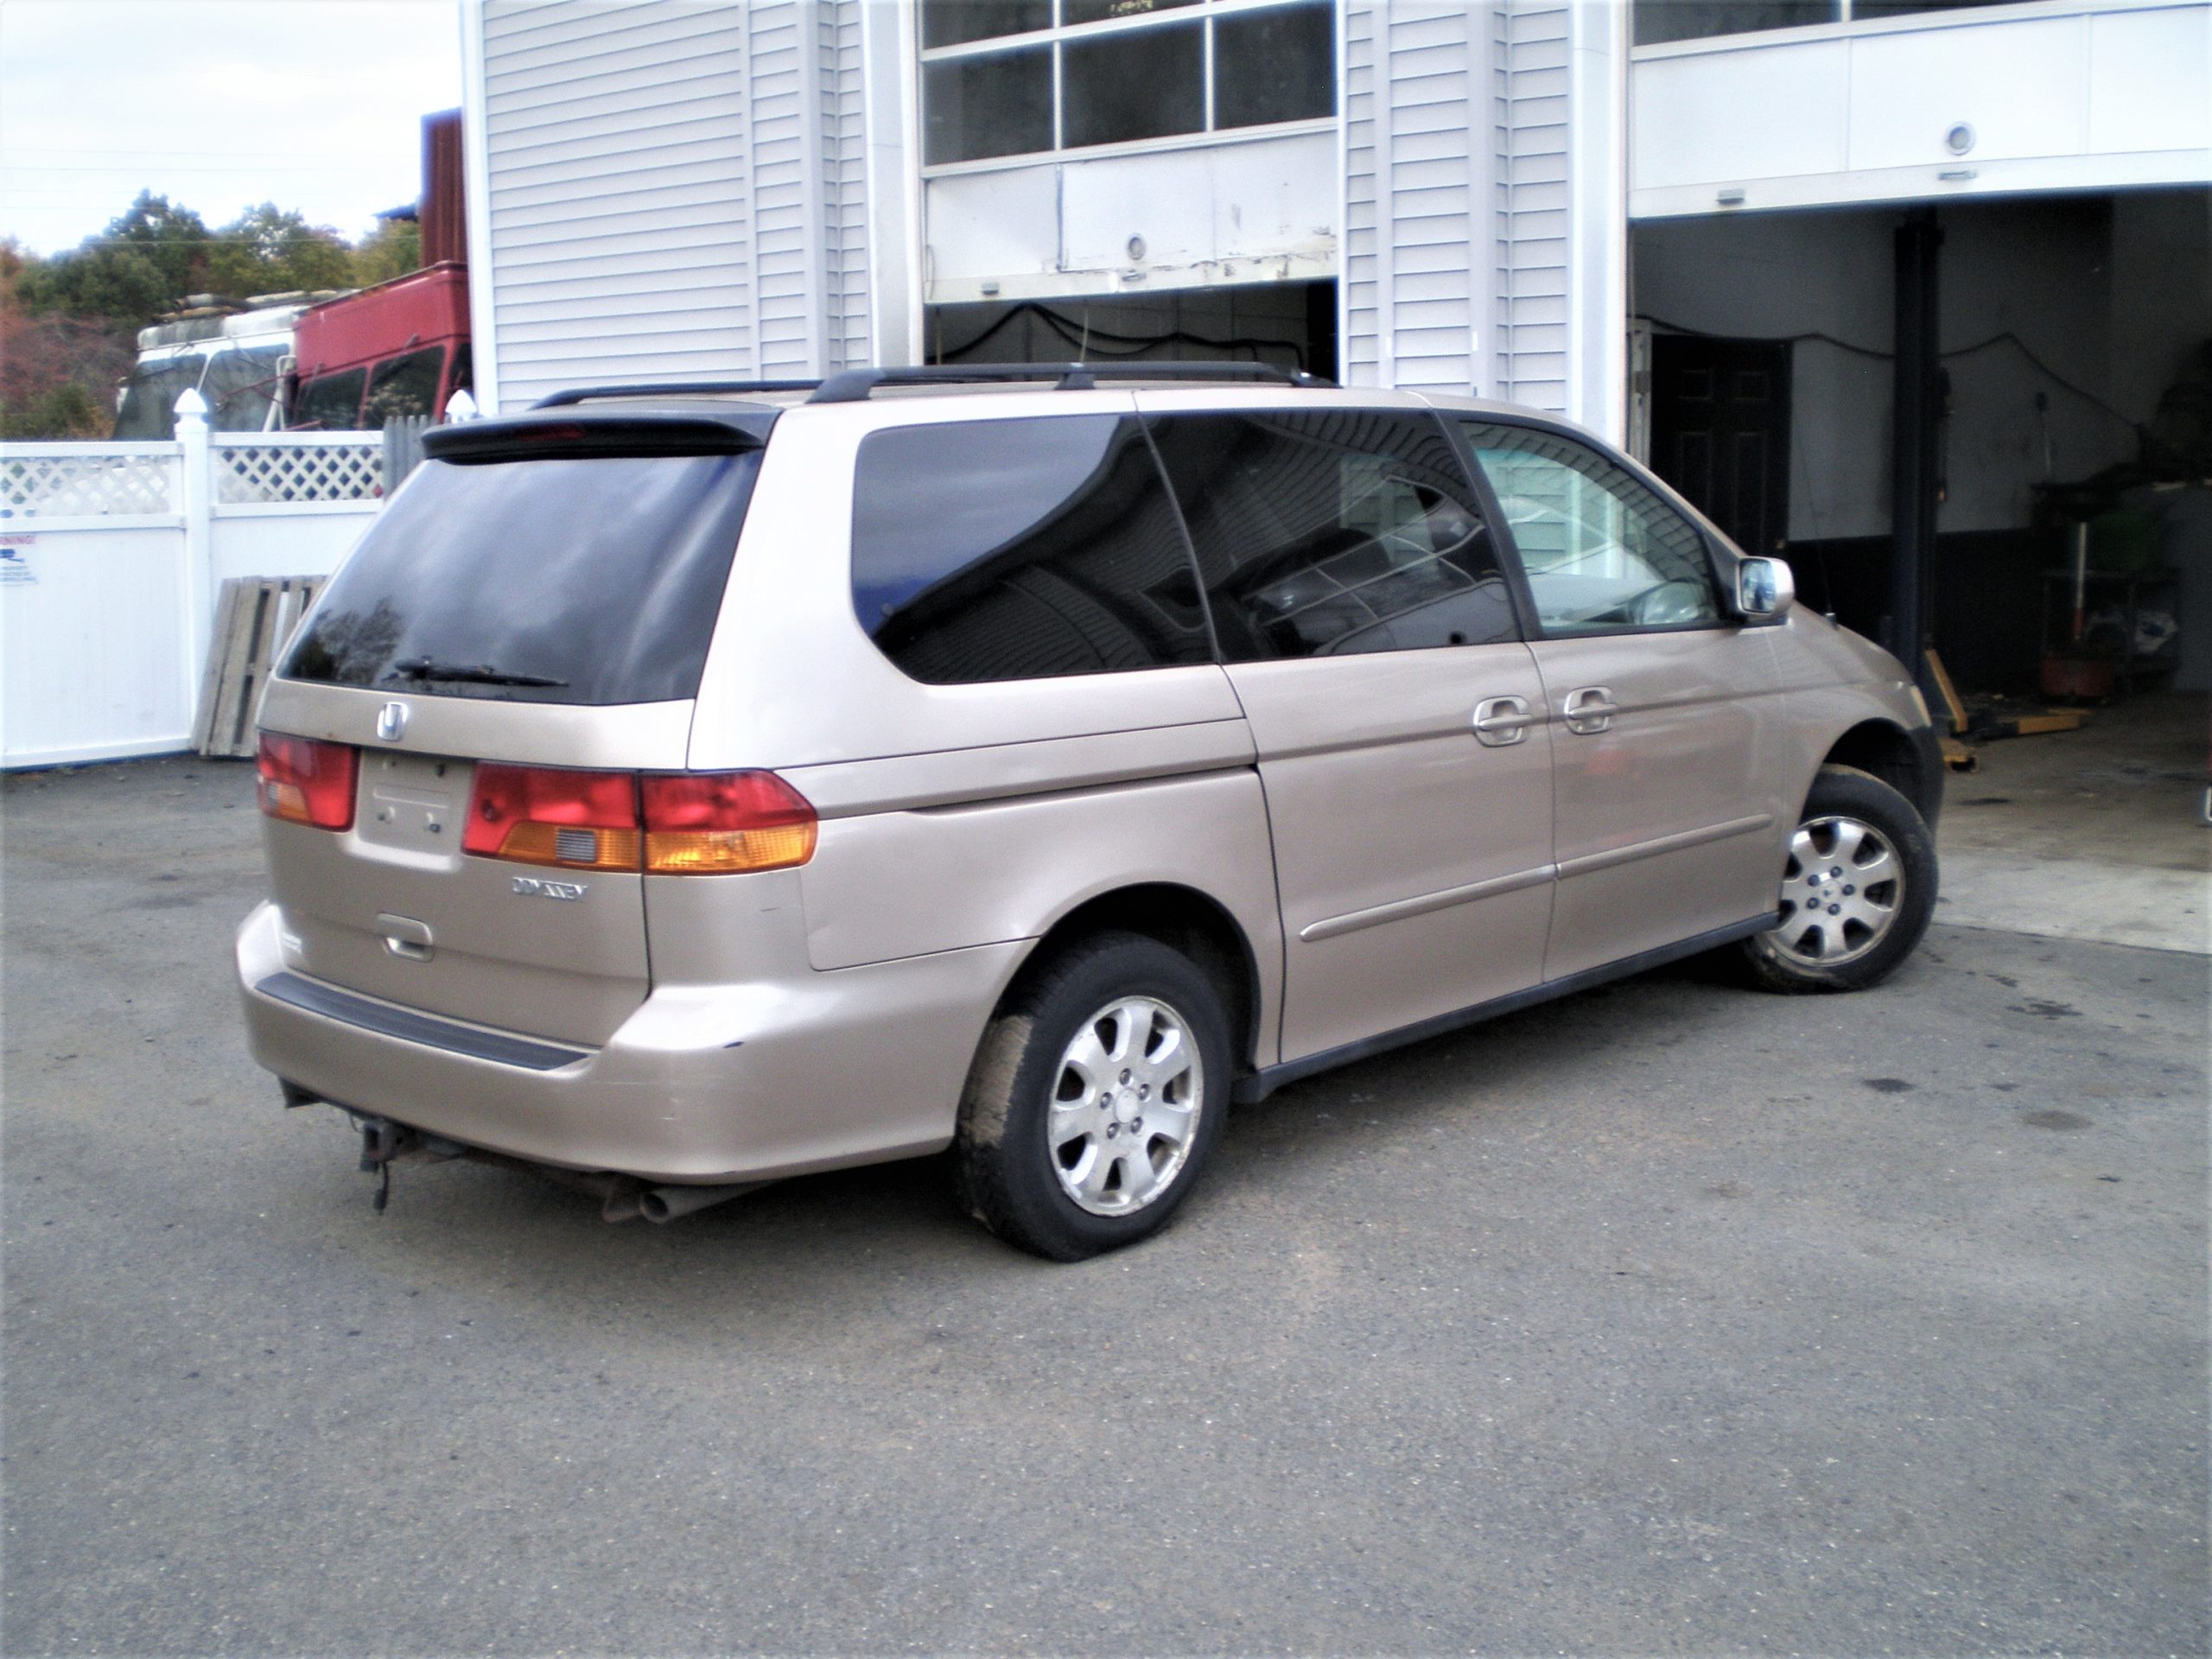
left=920, top=0, right=1052, bottom=49
left=1850, top=0, right=2014, bottom=16
left=1462, top=422, right=1720, bottom=635
left=1063, top=0, right=1198, bottom=26
left=1149, top=411, right=1516, bottom=660
left=293, top=368, right=365, bottom=430
left=1063, top=21, right=1205, bottom=149
left=1632, top=0, right=1837, bottom=47
left=923, top=46, right=1054, bottom=164
left=1215, top=0, right=1336, bottom=130
left=851, top=416, right=1213, bottom=683
left=283, top=452, right=761, bottom=705
left=364, top=346, right=446, bottom=423
left=197, top=347, right=287, bottom=432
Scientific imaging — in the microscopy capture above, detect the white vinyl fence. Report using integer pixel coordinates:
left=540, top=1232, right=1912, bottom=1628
left=1, top=394, right=387, bottom=769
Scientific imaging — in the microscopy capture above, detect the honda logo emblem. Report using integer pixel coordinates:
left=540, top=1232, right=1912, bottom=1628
left=376, top=701, right=410, bottom=742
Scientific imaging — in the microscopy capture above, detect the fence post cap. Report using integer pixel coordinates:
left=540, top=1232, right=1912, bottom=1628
left=443, top=389, right=478, bottom=422
left=173, top=388, right=209, bottom=421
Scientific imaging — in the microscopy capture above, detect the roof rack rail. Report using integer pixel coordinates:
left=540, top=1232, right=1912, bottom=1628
left=531, top=379, right=823, bottom=409
left=806, top=360, right=1333, bottom=404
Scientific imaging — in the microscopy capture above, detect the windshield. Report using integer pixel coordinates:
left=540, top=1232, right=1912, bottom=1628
left=280, top=450, right=761, bottom=705
left=111, top=346, right=289, bottom=438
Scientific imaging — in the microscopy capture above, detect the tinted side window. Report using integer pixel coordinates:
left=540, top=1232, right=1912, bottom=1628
left=851, top=416, right=1212, bottom=684
left=364, top=346, right=446, bottom=423
left=1461, top=422, right=1721, bottom=635
left=1147, top=410, right=1516, bottom=660
left=294, top=368, right=364, bottom=430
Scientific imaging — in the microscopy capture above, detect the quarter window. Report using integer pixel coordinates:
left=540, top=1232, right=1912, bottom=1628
left=1148, top=411, right=1517, bottom=660
left=850, top=416, right=1213, bottom=683
left=1460, top=422, right=1721, bottom=636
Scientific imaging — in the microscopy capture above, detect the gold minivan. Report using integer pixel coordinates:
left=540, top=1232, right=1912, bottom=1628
left=238, top=365, right=1942, bottom=1258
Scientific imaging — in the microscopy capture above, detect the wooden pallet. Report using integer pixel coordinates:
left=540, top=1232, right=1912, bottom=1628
left=193, top=576, right=324, bottom=758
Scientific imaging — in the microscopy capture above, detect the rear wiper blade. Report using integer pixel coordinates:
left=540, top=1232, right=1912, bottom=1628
left=385, top=657, right=569, bottom=689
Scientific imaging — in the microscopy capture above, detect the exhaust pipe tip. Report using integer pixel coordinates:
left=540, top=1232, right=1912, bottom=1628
left=638, top=1180, right=764, bottom=1224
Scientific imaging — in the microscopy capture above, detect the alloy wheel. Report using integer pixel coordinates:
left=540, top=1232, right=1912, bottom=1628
left=1047, top=995, right=1205, bottom=1217
left=1765, top=815, right=1904, bottom=968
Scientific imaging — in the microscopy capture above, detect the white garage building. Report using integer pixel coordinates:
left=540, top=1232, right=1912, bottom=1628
left=457, top=0, right=2212, bottom=688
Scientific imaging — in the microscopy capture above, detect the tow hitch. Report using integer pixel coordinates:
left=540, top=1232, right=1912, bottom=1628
left=337, top=1106, right=766, bottom=1223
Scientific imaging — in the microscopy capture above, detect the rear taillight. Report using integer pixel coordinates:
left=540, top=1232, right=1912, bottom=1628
left=462, top=766, right=816, bottom=875
left=257, top=733, right=358, bottom=830
left=642, top=771, right=817, bottom=874
left=463, top=765, right=641, bottom=871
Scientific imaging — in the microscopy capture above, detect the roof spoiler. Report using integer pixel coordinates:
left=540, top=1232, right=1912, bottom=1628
left=421, top=415, right=766, bottom=464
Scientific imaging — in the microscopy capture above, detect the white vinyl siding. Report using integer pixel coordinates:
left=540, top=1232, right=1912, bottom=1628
left=1497, top=0, right=1570, bottom=411
left=1343, top=3, right=1481, bottom=393
left=1341, top=0, right=1575, bottom=412
left=474, top=0, right=869, bottom=410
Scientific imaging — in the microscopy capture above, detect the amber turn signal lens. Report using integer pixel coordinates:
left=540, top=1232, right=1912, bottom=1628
left=642, top=772, right=817, bottom=874
left=645, top=822, right=817, bottom=874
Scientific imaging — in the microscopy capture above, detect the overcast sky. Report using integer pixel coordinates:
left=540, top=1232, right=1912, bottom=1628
left=0, top=0, right=462, bottom=257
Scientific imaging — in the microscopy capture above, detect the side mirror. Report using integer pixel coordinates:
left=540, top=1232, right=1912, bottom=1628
left=1737, top=556, right=1795, bottom=620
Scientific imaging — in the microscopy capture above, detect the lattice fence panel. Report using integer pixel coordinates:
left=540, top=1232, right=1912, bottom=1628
left=0, top=452, right=176, bottom=517
left=215, top=442, right=385, bottom=505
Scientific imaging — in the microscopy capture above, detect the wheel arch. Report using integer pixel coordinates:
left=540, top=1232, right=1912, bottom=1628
left=1014, top=883, right=1268, bottom=1075
left=1818, top=718, right=1942, bottom=829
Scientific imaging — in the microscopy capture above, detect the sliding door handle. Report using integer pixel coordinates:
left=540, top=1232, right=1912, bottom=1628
left=1562, top=686, right=1618, bottom=735
left=1472, top=696, right=1535, bottom=747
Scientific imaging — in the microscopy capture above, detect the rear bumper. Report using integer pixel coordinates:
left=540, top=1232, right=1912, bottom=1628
left=235, top=900, right=1021, bottom=1184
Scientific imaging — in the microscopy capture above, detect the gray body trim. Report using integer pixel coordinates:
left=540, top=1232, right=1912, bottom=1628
left=1553, top=812, right=1777, bottom=880
left=252, top=972, right=593, bottom=1072
left=1234, top=912, right=1780, bottom=1104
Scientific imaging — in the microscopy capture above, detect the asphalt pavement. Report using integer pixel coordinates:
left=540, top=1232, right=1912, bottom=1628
left=5, top=757, right=2206, bottom=1656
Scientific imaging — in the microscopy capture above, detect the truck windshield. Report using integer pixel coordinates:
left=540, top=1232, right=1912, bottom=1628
left=112, top=346, right=288, bottom=438
left=280, top=450, right=760, bottom=706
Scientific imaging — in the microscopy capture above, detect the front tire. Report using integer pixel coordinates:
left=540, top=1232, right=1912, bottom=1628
left=1742, top=764, right=1937, bottom=994
left=954, top=931, right=1230, bottom=1261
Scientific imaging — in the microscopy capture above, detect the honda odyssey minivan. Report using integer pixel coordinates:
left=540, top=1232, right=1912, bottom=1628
left=238, top=363, right=1941, bottom=1259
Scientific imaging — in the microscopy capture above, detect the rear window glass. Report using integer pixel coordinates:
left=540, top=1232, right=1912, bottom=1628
left=850, top=416, right=1213, bottom=684
left=281, top=451, right=759, bottom=705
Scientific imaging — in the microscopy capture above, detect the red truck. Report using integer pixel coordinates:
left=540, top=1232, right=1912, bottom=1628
left=285, top=261, right=471, bottom=429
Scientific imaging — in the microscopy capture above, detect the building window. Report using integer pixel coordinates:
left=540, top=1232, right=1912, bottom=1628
left=920, top=0, right=1336, bottom=169
left=1633, top=0, right=2016, bottom=49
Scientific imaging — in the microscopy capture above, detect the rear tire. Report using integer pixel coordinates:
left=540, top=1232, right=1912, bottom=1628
left=954, top=931, right=1230, bottom=1262
left=1741, top=764, right=1937, bottom=994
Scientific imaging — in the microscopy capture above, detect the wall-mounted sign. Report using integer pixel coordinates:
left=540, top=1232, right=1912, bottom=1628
left=0, top=536, right=37, bottom=585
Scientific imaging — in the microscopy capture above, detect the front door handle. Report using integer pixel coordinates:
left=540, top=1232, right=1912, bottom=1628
left=1561, top=686, right=1619, bottom=735
left=1472, top=696, right=1535, bottom=747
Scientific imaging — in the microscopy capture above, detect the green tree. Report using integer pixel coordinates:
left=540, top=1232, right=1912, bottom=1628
left=352, top=215, right=422, bottom=286
left=15, top=191, right=213, bottom=320
left=207, top=202, right=356, bottom=298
